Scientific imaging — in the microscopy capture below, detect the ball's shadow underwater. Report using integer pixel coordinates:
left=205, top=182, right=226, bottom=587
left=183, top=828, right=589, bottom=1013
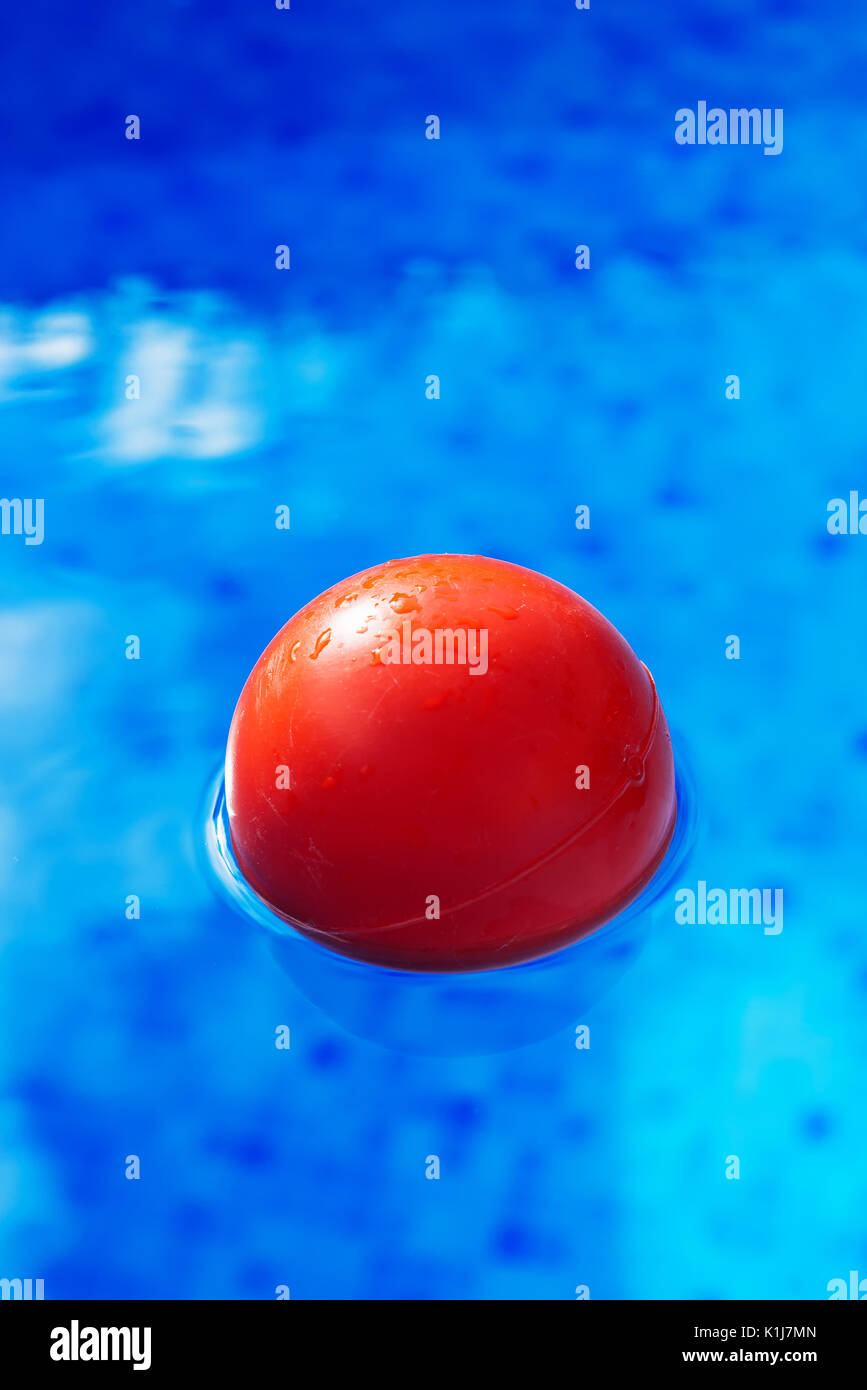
left=204, top=741, right=698, bottom=1054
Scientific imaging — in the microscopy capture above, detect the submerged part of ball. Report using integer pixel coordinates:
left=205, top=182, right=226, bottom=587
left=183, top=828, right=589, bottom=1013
left=225, top=554, right=676, bottom=972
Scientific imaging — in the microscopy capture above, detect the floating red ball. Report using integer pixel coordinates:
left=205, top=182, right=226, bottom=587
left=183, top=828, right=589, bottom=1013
left=225, top=554, right=675, bottom=971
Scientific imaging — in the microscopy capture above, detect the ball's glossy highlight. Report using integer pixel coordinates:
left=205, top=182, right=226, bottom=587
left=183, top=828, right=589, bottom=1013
left=225, top=554, right=676, bottom=972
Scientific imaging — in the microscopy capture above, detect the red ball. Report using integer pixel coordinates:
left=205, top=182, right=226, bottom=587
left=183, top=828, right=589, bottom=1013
left=225, top=554, right=675, bottom=972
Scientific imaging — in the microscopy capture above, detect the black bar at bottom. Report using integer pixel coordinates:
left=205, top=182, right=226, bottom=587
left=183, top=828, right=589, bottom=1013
left=1, top=1298, right=863, bottom=1375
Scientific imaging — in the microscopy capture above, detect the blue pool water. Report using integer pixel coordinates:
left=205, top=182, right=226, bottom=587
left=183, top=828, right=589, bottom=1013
left=1, top=0, right=866, bottom=1299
